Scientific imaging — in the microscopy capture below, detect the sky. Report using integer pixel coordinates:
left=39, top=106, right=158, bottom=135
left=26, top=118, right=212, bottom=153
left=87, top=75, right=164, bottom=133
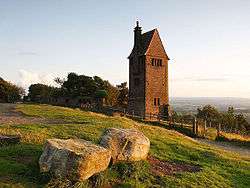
left=0, top=0, right=250, bottom=98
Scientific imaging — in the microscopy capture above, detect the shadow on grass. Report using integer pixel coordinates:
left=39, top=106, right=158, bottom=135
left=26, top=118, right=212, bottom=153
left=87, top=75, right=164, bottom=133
left=0, top=142, right=51, bottom=186
left=126, top=116, right=196, bottom=138
left=216, top=134, right=250, bottom=149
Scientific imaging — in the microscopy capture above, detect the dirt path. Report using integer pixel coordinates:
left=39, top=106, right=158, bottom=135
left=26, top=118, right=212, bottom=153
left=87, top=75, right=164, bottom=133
left=0, top=103, right=44, bottom=125
left=195, top=138, right=250, bottom=157
left=0, top=103, right=79, bottom=125
left=0, top=103, right=16, bottom=114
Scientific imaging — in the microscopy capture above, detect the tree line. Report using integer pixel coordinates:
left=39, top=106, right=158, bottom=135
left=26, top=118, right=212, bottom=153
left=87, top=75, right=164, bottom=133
left=26, top=72, right=128, bottom=108
left=172, top=105, right=250, bottom=134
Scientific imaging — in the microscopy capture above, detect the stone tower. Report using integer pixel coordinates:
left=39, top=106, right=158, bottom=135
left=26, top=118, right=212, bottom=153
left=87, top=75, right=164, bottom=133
left=128, top=21, right=170, bottom=118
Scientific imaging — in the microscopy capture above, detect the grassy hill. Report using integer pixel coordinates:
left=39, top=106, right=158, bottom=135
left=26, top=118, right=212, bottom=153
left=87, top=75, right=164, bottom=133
left=0, top=104, right=249, bottom=187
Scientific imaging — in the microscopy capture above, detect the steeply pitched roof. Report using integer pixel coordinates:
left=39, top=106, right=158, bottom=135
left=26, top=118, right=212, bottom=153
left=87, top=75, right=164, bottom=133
left=140, top=29, right=156, bottom=55
left=128, top=29, right=169, bottom=60
left=128, top=29, right=155, bottom=58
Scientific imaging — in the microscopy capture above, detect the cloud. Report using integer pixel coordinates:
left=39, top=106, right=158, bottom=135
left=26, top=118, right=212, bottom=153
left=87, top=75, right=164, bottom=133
left=18, top=69, right=56, bottom=89
left=18, top=51, right=39, bottom=56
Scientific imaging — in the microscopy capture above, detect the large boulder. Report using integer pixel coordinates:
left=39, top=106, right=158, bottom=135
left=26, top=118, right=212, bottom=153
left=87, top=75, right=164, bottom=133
left=39, top=139, right=111, bottom=181
left=100, top=128, right=150, bottom=163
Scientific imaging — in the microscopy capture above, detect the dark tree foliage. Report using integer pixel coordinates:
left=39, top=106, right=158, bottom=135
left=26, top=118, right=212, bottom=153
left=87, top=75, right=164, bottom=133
left=60, top=73, right=127, bottom=107
left=196, top=105, right=249, bottom=134
left=95, top=90, right=108, bottom=98
left=28, top=84, right=50, bottom=102
left=0, top=77, right=24, bottom=103
left=197, top=105, right=221, bottom=121
left=104, top=82, right=119, bottom=106
left=54, top=77, right=65, bottom=86
left=27, top=73, right=128, bottom=108
left=116, top=82, right=129, bottom=108
left=221, top=106, right=249, bottom=133
left=62, top=73, right=98, bottom=98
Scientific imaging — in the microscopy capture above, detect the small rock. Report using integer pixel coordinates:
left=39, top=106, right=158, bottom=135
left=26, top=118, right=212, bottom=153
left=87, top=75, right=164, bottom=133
left=100, top=128, right=150, bottom=163
left=39, top=139, right=111, bottom=181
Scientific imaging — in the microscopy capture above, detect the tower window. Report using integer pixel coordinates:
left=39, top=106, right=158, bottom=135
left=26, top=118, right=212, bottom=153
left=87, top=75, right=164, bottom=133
left=154, top=98, right=161, bottom=106
left=151, top=58, right=162, bottom=66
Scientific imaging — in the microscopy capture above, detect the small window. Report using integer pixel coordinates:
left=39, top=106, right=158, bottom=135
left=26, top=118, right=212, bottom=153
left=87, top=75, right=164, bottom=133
left=154, top=98, right=157, bottom=106
left=151, top=58, right=162, bottom=67
left=158, top=98, right=160, bottom=105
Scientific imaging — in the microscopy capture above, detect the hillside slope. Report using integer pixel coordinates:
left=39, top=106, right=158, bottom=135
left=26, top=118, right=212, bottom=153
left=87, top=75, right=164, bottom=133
left=0, top=104, right=249, bottom=187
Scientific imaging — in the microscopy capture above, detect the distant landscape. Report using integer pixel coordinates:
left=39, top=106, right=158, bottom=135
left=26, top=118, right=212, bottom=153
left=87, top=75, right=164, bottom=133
left=170, top=97, right=250, bottom=123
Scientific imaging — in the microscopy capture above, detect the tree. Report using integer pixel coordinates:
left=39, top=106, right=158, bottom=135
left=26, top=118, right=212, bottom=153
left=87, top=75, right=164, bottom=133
left=117, top=82, right=129, bottom=108
left=93, top=76, right=106, bottom=90
left=28, top=73, right=128, bottom=108
left=95, top=90, right=108, bottom=98
left=0, top=78, right=24, bottom=103
left=197, top=105, right=221, bottom=121
left=28, top=84, right=56, bottom=103
left=62, top=73, right=98, bottom=98
left=235, top=113, right=249, bottom=133
left=54, top=77, right=65, bottom=86
left=221, top=107, right=250, bottom=133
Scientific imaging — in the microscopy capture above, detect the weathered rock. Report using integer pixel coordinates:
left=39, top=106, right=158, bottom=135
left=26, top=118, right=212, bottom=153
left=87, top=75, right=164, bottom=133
left=100, top=128, right=150, bottom=163
left=39, top=139, right=111, bottom=181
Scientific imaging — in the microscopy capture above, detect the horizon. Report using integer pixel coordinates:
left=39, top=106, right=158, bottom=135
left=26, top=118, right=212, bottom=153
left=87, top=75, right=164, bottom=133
left=1, top=1, right=250, bottom=98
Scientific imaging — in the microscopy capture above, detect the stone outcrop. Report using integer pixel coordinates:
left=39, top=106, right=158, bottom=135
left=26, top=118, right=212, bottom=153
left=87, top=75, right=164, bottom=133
left=39, top=139, right=111, bottom=181
left=100, top=128, right=150, bottom=163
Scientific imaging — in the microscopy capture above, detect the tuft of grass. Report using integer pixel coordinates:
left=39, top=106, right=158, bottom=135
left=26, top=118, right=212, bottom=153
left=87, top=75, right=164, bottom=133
left=204, top=127, right=218, bottom=140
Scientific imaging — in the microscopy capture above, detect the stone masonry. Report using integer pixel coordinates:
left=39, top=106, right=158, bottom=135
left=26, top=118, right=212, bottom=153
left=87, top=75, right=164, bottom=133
left=128, top=21, right=170, bottom=118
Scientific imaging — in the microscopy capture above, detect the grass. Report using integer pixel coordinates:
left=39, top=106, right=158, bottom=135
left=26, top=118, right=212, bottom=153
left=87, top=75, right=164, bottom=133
left=0, top=104, right=249, bottom=187
left=216, top=132, right=250, bottom=148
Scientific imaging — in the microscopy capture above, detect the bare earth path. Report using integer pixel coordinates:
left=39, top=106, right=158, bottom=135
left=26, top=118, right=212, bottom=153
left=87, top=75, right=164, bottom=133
left=195, top=138, right=250, bottom=157
left=0, top=103, right=43, bottom=124
left=0, top=103, right=85, bottom=125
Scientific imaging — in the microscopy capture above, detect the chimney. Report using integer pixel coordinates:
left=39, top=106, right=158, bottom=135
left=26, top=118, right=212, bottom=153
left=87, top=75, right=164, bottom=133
left=134, top=21, right=142, bottom=49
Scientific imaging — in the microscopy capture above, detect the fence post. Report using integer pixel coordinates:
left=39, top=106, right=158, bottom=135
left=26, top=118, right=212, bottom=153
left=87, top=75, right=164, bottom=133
left=204, top=120, right=207, bottom=136
left=217, top=122, right=221, bottom=136
left=196, top=120, right=199, bottom=135
left=169, top=117, right=172, bottom=126
left=193, top=117, right=197, bottom=135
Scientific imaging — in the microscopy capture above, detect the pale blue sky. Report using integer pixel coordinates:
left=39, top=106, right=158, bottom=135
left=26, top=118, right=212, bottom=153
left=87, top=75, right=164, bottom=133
left=0, top=0, right=250, bottom=97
